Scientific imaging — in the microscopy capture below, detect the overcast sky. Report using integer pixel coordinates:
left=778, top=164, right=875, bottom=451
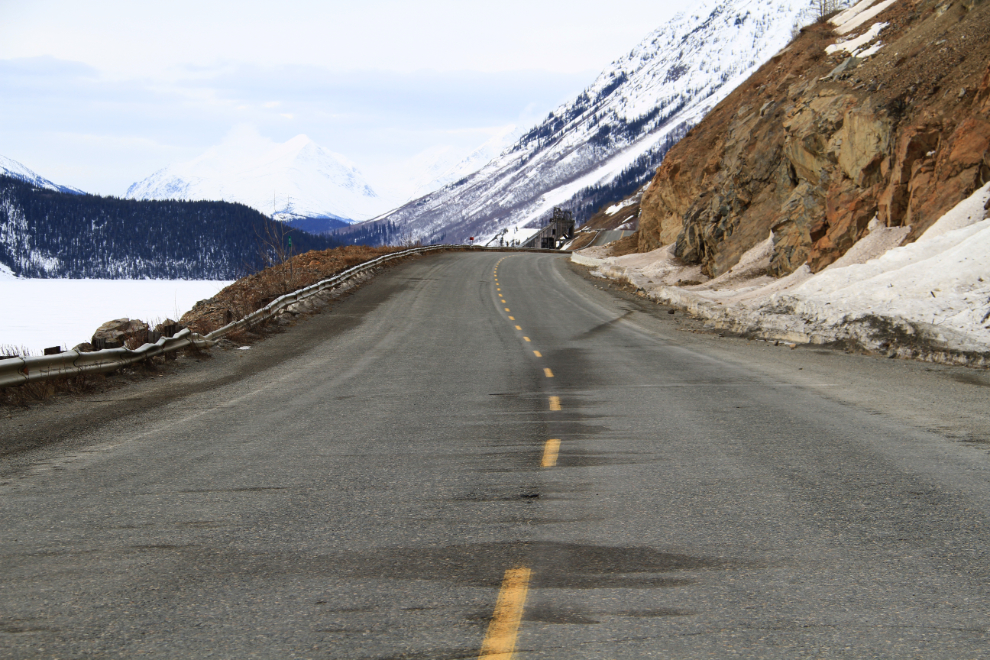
left=0, top=0, right=683, bottom=196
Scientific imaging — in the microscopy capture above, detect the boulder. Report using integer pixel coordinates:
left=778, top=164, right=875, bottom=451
left=91, top=318, right=149, bottom=350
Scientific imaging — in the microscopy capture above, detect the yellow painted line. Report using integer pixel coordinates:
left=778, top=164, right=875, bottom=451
left=523, top=337, right=530, bottom=342
left=478, top=567, right=531, bottom=660
left=533, top=351, right=542, bottom=357
left=541, top=439, right=561, bottom=468
left=505, top=308, right=510, bottom=312
left=497, top=288, right=501, bottom=291
left=508, top=316, right=515, bottom=321
left=544, top=368, right=554, bottom=378
left=549, top=396, right=561, bottom=411
left=515, top=325, right=522, bottom=330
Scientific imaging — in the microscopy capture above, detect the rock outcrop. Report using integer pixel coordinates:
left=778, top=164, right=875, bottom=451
left=637, top=0, right=990, bottom=278
left=91, top=319, right=149, bottom=350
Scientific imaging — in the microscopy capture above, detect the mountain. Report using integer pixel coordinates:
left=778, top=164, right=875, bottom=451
left=634, top=0, right=990, bottom=277
left=576, top=0, right=990, bottom=362
left=0, top=155, right=85, bottom=195
left=341, top=0, right=820, bottom=246
left=0, top=174, right=336, bottom=279
left=407, top=125, right=522, bottom=200
left=126, top=127, right=389, bottom=223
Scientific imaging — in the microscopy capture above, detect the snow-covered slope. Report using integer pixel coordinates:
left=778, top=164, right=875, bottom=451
left=0, top=155, right=85, bottom=195
left=574, top=182, right=990, bottom=364
left=361, top=0, right=820, bottom=246
left=126, top=127, right=388, bottom=223
left=410, top=125, right=522, bottom=199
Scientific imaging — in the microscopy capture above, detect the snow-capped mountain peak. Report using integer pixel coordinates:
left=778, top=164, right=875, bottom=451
left=361, top=0, right=823, bottom=246
left=126, top=126, right=387, bottom=222
left=0, top=155, right=85, bottom=195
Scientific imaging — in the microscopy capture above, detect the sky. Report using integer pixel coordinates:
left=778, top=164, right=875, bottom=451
left=0, top=1, right=683, bottom=198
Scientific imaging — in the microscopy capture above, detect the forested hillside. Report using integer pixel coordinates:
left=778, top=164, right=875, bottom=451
left=0, top=175, right=336, bottom=279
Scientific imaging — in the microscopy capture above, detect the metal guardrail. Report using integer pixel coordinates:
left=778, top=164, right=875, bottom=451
left=0, top=329, right=212, bottom=388
left=0, top=244, right=567, bottom=388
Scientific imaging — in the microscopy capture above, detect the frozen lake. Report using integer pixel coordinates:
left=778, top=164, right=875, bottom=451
left=0, top=279, right=232, bottom=355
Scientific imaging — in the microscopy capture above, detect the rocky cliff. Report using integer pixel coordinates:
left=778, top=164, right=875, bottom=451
left=637, top=0, right=990, bottom=278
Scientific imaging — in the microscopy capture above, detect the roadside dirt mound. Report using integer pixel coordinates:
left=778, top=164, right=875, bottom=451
left=180, top=245, right=402, bottom=334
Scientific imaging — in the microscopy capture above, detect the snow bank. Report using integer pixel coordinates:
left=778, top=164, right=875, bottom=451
left=573, top=182, right=990, bottom=363
left=0, top=279, right=231, bottom=354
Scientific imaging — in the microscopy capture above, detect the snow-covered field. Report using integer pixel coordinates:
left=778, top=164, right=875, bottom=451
left=0, top=279, right=230, bottom=355
left=574, top=183, right=990, bottom=364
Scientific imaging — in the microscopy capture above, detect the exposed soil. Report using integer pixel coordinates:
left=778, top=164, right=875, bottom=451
left=180, top=244, right=405, bottom=335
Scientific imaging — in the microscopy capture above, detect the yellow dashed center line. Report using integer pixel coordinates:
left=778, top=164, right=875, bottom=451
left=478, top=567, right=531, bottom=660
left=544, top=368, right=554, bottom=378
left=541, top=439, right=561, bottom=468
left=523, top=337, right=530, bottom=342
left=515, top=325, right=522, bottom=330
left=504, top=308, right=510, bottom=312
left=549, top=396, right=561, bottom=411
left=533, top=351, right=542, bottom=358
left=508, top=316, right=515, bottom=321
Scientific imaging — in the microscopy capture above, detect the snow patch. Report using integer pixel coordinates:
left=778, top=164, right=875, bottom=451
left=0, top=279, right=232, bottom=354
left=832, top=0, right=898, bottom=35
left=826, top=22, right=887, bottom=56
left=574, top=182, right=990, bottom=361
left=0, top=154, right=85, bottom=195
left=606, top=198, right=637, bottom=216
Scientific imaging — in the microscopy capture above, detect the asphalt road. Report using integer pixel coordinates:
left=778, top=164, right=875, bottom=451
left=2, top=251, right=990, bottom=659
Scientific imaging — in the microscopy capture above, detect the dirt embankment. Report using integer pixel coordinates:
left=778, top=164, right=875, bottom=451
left=179, top=244, right=403, bottom=334
left=636, top=0, right=990, bottom=278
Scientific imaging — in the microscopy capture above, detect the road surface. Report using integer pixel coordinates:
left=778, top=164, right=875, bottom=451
left=2, top=251, right=990, bottom=658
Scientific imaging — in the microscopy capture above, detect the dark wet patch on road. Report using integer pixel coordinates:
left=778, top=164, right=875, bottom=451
left=524, top=604, right=600, bottom=624
left=448, top=482, right=587, bottom=503
left=494, top=515, right=605, bottom=526
left=619, top=608, right=697, bottom=618
left=178, top=486, right=288, bottom=493
left=356, top=649, right=478, bottom=660
left=327, top=540, right=747, bottom=589
left=570, top=311, right=634, bottom=341
left=554, top=450, right=658, bottom=469
left=174, top=520, right=224, bottom=528
left=950, top=372, right=989, bottom=387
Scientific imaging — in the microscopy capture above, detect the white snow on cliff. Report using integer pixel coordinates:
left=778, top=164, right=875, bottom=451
left=573, top=183, right=990, bottom=363
left=366, top=0, right=826, bottom=246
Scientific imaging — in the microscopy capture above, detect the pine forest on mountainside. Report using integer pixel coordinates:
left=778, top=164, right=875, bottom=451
left=0, top=175, right=337, bottom=280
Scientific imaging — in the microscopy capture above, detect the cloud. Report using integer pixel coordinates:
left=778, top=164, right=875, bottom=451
left=0, top=57, right=592, bottom=195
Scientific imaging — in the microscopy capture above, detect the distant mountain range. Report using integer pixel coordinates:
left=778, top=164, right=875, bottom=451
left=339, top=0, right=820, bottom=246
left=126, top=127, right=388, bottom=224
left=0, top=155, right=85, bottom=195
left=0, top=174, right=334, bottom=279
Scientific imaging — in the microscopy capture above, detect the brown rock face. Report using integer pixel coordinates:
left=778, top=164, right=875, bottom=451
left=91, top=318, right=149, bottom=350
left=637, top=0, right=990, bottom=277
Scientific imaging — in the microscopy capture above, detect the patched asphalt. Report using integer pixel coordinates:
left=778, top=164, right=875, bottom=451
left=2, top=252, right=990, bottom=658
